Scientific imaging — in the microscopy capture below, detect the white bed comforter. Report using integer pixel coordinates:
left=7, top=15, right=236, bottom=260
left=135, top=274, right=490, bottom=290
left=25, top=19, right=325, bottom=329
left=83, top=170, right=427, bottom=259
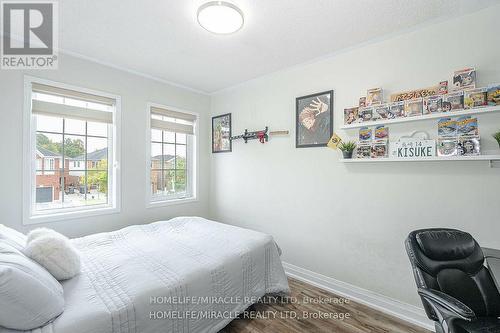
left=2, top=217, right=289, bottom=333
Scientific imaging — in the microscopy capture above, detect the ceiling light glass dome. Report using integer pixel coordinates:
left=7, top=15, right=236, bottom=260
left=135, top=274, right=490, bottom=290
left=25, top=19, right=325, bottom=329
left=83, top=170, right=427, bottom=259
left=197, top=1, right=244, bottom=34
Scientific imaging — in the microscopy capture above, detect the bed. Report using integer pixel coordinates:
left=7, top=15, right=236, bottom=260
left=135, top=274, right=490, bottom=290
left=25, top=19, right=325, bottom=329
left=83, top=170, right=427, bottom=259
left=1, top=217, right=289, bottom=333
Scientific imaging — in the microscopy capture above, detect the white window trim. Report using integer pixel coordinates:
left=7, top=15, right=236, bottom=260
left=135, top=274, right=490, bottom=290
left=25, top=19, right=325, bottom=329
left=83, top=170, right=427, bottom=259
left=23, top=75, right=121, bottom=225
left=145, top=102, right=199, bottom=208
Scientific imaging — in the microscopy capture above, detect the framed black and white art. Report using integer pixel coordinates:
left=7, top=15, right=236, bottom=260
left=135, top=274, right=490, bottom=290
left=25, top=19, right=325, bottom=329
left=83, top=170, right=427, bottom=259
left=296, top=90, right=333, bottom=148
left=212, top=113, right=232, bottom=153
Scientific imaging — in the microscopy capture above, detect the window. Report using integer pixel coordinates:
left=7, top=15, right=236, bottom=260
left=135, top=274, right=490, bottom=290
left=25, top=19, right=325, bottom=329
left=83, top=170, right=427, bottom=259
left=24, top=77, right=120, bottom=223
left=147, top=104, right=197, bottom=205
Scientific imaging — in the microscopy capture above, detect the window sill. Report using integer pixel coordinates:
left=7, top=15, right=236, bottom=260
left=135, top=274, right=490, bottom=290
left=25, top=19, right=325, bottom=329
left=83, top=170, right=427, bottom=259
left=24, top=205, right=120, bottom=225
left=146, top=197, right=198, bottom=209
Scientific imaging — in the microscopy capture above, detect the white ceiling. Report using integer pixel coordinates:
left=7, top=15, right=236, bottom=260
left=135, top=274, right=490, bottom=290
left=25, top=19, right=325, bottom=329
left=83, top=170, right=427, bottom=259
left=59, top=0, right=499, bottom=94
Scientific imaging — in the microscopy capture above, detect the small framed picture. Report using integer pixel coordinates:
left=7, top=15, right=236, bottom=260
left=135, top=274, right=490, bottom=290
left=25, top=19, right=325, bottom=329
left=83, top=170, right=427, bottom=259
left=452, top=68, right=476, bottom=91
left=296, top=90, right=333, bottom=148
left=212, top=113, right=232, bottom=153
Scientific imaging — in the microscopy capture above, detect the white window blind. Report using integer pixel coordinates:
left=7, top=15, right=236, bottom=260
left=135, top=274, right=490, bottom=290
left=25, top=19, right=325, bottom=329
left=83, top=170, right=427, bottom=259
left=31, top=83, right=115, bottom=124
left=150, top=106, right=196, bottom=135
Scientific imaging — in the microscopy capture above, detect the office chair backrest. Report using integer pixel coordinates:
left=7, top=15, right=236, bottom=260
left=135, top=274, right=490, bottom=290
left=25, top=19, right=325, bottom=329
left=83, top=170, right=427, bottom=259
left=406, top=228, right=500, bottom=320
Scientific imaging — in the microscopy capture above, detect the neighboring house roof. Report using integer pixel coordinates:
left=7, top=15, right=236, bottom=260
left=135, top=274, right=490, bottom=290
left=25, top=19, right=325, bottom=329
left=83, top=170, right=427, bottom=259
left=152, top=154, right=175, bottom=162
left=36, top=146, right=60, bottom=157
left=74, top=148, right=108, bottom=161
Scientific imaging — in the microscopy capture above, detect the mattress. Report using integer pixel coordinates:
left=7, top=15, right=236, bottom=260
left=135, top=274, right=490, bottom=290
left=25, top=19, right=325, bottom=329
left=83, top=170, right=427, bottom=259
left=1, top=217, right=289, bottom=333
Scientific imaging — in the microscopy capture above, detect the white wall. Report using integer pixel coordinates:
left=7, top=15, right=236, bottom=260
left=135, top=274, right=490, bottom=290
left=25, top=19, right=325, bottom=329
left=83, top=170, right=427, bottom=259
left=210, top=5, right=500, bottom=308
left=0, top=52, right=211, bottom=237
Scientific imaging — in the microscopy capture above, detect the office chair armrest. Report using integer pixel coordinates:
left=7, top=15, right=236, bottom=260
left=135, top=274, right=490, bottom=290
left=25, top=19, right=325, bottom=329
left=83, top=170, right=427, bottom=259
left=418, top=288, right=476, bottom=321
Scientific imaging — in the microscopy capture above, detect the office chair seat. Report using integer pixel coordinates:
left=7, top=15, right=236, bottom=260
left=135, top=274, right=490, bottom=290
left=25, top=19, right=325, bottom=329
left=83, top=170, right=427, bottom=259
left=455, top=317, right=500, bottom=333
left=405, top=228, right=500, bottom=333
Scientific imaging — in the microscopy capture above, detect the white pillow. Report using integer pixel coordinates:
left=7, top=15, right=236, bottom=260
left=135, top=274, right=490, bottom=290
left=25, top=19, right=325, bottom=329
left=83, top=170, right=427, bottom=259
left=25, top=229, right=81, bottom=281
left=0, top=224, right=27, bottom=251
left=0, top=241, right=64, bottom=330
left=27, top=227, right=59, bottom=243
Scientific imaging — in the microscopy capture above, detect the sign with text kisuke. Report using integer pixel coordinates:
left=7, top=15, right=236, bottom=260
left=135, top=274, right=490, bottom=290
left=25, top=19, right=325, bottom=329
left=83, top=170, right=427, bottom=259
left=390, top=138, right=436, bottom=159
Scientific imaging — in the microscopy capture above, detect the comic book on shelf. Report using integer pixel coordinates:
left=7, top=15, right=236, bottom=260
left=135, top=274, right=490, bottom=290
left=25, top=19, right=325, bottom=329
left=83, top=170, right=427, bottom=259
left=443, top=91, right=464, bottom=111
left=388, top=101, right=405, bottom=119
left=344, top=107, right=359, bottom=125
left=464, top=88, right=488, bottom=109
left=437, top=138, right=458, bottom=157
left=456, top=116, right=479, bottom=137
left=438, top=117, right=457, bottom=137
left=457, top=136, right=480, bottom=156
left=423, top=95, right=443, bottom=114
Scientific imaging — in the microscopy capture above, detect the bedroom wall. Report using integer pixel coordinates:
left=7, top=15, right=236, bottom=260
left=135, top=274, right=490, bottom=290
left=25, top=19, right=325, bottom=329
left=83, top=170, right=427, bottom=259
left=0, top=52, right=211, bottom=237
left=209, top=4, right=500, bottom=309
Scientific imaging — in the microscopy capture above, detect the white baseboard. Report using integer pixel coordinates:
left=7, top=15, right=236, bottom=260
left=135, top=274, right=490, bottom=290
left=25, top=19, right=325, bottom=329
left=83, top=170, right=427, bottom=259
left=282, top=262, right=435, bottom=332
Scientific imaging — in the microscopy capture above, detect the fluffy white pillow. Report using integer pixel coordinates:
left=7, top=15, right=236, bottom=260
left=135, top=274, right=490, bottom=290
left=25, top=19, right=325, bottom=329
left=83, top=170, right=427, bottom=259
left=26, top=227, right=58, bottom=243
left=25, top=229, right=81, bottom=281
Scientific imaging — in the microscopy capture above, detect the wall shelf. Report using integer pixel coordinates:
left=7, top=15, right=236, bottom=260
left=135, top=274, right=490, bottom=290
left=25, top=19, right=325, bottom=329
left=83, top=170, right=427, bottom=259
left=341, top=154, right=500, bottom=165
left=341, top=105, right=500, bottom=129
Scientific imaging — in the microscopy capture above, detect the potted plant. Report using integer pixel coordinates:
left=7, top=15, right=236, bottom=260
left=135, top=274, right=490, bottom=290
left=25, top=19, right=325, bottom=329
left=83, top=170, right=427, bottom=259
left=339, top=141, right=356, bottom=159
left=494, top=131, right=500, bottom=149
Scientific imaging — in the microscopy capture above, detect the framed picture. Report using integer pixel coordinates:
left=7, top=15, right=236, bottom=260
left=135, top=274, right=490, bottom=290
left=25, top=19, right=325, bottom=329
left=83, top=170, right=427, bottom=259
left=212, top=113, right=232, bottom=153
left=296, top=90, right=333, bottom=148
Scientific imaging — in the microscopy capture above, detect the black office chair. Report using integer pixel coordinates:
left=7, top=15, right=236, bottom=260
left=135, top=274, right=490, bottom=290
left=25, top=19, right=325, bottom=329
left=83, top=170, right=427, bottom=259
left=405, top=228, right=500, bottom=333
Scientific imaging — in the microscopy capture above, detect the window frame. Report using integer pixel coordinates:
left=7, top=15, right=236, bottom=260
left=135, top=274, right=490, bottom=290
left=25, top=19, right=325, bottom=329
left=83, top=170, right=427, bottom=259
left=23, top=76, right=121, bottom=224
left=145, top=102, right=198, bottom=208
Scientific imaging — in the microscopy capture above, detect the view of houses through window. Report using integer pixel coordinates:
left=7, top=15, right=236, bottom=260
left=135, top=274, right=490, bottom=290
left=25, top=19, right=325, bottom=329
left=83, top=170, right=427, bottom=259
left=148, top=105, right=196, bottom=202
left=150, top=129, right=188, bottom=198
left=35, top=114, right=110, bottom=211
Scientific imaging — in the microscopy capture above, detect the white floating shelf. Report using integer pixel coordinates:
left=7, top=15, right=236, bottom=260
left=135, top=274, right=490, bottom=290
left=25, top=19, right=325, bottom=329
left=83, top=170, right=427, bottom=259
left=341, top=105, right=500, bottom=129
left=341, top=154, right=500, bottom=163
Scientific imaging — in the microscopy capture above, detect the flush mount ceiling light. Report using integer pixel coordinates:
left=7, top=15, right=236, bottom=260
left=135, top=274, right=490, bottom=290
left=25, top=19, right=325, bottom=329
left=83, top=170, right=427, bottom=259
left=197, top=1, right=244, bottom=34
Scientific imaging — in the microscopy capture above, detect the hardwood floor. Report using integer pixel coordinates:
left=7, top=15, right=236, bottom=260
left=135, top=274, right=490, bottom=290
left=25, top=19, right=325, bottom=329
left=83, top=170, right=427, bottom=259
left=220, top=278, right=431, bottom=333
